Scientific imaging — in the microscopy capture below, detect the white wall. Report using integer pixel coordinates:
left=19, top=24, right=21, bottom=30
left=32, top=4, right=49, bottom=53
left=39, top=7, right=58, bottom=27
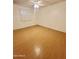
left=13, top=1, right=66, bottom=32
left=38, top=1, right=66, bottom=32
left=13, top=4, right=35, bottom=30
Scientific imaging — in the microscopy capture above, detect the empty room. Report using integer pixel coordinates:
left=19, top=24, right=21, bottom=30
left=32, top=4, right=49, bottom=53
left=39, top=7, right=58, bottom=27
left=13, top=0, right=66, bottom=59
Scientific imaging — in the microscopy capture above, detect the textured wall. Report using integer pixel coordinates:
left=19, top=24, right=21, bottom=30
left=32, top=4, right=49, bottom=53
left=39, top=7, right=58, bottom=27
left=38, top=1, right=66, bottom=32
left=13, top=4, right=35, bottom=30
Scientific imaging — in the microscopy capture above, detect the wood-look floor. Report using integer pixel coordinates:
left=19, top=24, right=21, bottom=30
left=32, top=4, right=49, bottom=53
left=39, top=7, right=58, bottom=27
left=13, top=25, right=66, bottom=59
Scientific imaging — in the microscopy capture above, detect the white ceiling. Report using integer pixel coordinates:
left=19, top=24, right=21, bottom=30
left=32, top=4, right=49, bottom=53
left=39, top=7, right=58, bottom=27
left=14, top=0, right=65, bottom=8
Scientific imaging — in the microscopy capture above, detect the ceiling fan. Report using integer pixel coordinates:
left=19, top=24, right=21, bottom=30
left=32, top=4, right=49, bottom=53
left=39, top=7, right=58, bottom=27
left=29, top=0, right=44, bottom=8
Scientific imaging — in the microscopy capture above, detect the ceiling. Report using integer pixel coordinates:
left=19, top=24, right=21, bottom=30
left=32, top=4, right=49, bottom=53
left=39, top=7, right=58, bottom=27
left=13, top=0, right=65, bottom=8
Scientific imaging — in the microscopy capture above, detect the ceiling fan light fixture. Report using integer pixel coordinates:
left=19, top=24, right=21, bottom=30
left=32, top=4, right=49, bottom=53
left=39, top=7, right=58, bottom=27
left=30, top=0, right=44, bottom=8
left=34, top=4, right=39, bottom=8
